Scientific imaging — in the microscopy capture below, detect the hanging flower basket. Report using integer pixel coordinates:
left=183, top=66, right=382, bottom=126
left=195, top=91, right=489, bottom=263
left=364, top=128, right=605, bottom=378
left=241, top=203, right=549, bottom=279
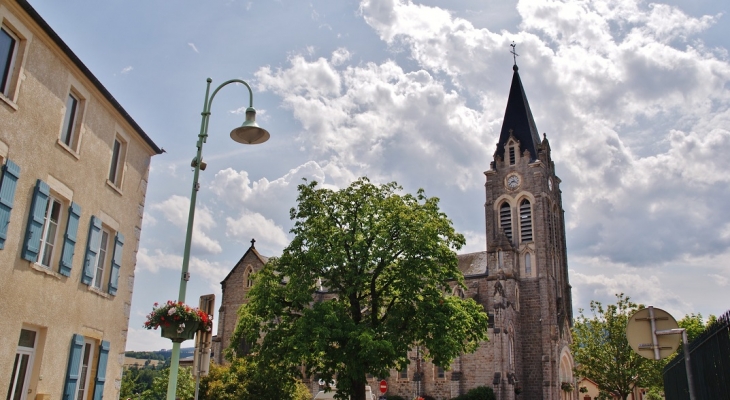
left=143, top=301, right=213, bottom=343
left=561, top=382, right=574, bottom=392
left=161, top=320, right=200, bottom=342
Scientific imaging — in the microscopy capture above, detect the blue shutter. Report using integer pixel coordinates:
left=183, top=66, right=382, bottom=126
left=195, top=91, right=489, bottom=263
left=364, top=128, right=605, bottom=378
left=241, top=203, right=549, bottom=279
left=0, top=159, right=20, bottom=249
left=59, top=202, right=81, bottom=276
left=22, top=179, right=49, bottom=261
left=63, top=334, right=84, bottom=400
left=92, top=340, right=110, bottom=400
left=82, top=216, right=102, bottom=285
left=108, top=233, right=124, bottom=295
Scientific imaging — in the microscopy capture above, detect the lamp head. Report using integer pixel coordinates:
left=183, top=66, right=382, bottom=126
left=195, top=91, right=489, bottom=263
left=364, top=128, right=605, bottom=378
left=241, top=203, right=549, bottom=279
left=230, top=107, right=270, bottom=144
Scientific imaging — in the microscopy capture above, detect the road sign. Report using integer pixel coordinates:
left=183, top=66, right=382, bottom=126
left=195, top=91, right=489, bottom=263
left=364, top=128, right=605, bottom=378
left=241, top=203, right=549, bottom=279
left=626, top=306, right=680, bottom=360
left=379, top=380, right=388, bottom=394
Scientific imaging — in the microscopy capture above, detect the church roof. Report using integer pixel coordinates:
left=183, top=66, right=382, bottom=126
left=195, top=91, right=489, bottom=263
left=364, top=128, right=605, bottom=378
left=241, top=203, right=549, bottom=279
left=494, top=65, right=541, bottom=162
left=456, top=251, right=487, bottom=275
left=221, top=240, right=269, bottom=284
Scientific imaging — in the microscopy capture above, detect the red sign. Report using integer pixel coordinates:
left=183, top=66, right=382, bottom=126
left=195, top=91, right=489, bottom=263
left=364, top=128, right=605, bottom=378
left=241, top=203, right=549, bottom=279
left=379, top=380, right=388, bottom=394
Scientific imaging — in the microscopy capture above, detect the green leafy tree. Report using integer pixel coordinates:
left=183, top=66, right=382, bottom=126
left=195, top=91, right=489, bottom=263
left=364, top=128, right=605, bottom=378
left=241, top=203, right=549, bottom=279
left=678, top=313, right=716, bottom=342
left=140, top=367, right=195, bottom=400
left=571, top=293, right=663, bottom=400
left=232, top=178, right=490, bottom=400
left=199, top=357, right=310, bottom=400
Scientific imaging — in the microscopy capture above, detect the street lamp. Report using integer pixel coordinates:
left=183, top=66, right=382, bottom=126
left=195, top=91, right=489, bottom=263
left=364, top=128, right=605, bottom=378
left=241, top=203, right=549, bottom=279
left=166, top=78, right=269, bottom=400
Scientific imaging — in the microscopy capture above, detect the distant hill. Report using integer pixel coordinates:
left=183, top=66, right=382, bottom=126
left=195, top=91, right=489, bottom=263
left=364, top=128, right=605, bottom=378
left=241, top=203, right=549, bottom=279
left=125, top=348, right=194, bottom=362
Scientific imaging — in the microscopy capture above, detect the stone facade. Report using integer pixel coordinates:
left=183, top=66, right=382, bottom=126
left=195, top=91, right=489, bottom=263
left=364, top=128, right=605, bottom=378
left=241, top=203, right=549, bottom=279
left=0, top=1, right=161, bottom=400
left=213, top=65, right=575, bottom=400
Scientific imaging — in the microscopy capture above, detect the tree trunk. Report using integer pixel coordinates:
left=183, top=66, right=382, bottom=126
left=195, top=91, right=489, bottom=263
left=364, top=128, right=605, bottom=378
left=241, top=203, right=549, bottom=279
left=351, top=380, right=367, bottom=400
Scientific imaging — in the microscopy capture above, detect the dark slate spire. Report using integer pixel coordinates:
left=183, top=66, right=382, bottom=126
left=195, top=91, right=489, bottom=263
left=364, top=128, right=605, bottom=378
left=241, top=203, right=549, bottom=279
left=494, top=64, right=541, bottom=162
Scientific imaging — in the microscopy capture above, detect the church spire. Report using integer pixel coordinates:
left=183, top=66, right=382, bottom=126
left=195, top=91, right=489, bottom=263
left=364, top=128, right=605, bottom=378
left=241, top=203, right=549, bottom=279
left=494, top=49, right=541, bottom=162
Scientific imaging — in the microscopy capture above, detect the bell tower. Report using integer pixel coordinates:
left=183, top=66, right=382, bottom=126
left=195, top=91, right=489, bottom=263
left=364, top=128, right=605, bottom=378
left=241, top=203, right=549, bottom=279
left=484, top=60, right=574, bottom=399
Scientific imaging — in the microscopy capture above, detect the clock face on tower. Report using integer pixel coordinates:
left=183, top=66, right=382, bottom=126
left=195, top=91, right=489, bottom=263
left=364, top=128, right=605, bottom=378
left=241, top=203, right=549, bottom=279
left=506, top=174, right=521, bottom=190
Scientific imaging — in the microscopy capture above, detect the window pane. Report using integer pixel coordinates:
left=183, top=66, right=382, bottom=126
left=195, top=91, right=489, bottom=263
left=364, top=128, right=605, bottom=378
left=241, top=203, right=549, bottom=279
left=94, top=230, right=110, bottom=288
left=0, top=28, right=16, bottom=94
left=40, top=199, right=62, bottom=267
left=18, top=329, right=36, bottom=348
left=108, top=139, right=121, bottom=183
left=61, top=94, right=78, bottom=146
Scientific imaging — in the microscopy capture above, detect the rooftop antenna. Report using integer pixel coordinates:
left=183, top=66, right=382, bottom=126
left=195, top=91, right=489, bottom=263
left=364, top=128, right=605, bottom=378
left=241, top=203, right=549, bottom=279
left=510, top=41, right=519, bottom=69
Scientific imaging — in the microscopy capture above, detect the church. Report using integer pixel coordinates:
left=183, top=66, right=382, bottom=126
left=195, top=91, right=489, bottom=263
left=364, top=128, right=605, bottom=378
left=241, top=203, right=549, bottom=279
left=212, top=62, right=575, bottom=400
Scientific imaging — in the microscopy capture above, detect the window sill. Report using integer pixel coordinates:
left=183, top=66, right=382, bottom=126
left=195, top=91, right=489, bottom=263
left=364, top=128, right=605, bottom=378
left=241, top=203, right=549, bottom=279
left=105, top=179, right=123, bottom=196
left=56, top=139, right=81, bottom=159
left=0, top=92, right=18, bottom=110
left=30, top=263, right=64, bottom=279
left=88, top=286, right=111, bottom=299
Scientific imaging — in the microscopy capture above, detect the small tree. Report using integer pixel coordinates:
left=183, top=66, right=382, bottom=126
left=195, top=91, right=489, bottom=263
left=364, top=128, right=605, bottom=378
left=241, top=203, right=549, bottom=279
left=233, top=178, right=490, bottom=400
left=571, top=294, right=663, bottom=400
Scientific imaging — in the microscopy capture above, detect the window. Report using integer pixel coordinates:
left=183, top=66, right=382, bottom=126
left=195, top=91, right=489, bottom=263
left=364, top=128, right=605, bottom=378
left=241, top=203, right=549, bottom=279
left=82, top=216, right=123, bottom=295
left=60, top=92, right=83, bottom=149
left=22, top=179, right=81, bottom=276
left=75, top=338, right=95, bottom=400
left=7, top=329, right=36, bottom=400
left=92, top=228, right=110, bottom=289
left=0, top=158, right=20, bottom=250
left=399, top=367, right=408, bottom=380
left=108, top=136, right=126, bottom=187
left=436, top=366, right=445, bottom=379
left=525, top=253, right=532, bottom=276
left=519, top=199, right=532, bottom=242
left=0, top=25, right=18, bottom=96
left=63, top=335, right=110, bottom=400
left=244, top=265, right=254, bottom=288
left=509, top=145, right=516, bottom=165
left=499, top=202, right=512, bottom=241
left=38, top=197, right=62, bottom=268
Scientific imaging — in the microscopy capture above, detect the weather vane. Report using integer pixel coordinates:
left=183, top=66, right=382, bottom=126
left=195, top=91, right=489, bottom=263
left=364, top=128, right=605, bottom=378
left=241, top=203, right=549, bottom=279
left=510, top=42, right=519, bottom=66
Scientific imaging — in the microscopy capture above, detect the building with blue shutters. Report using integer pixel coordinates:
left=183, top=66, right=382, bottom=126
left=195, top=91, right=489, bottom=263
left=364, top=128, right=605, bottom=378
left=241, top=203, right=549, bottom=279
left=0, top=1, right=162, bottom=399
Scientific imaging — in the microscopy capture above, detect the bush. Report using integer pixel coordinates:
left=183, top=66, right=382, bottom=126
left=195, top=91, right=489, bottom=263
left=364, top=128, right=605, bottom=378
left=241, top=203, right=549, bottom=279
left=451, top=386, right=496, bottom=400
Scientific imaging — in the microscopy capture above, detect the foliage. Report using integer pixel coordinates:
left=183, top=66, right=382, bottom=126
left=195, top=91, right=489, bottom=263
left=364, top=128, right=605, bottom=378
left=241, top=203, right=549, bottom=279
left=678, top=313, right=716, bottom=342
left=571, top=293, right=664, bottom=400
left=579, top=386, right=588, bottom=393
left=198, top=358, right=310, bottom=400
left=125, top=351, right=166, bottom=361
left=450, top=386, right=495, bottom=400
left=560, top=382, right=573, bottom=392
left=137, top=367, right=195, bottom=400
left=232, top=178, right=489, bottom=400
left=644, top=388, right=664, bottom=400
left=386, top=396, right=407, bottom=400
left=143, top=301, right=213, bottom=332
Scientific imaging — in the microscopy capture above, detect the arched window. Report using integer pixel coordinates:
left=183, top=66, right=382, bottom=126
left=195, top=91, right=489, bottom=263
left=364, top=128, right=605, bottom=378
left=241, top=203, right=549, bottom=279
left=520, top=199, right=532, bottom=242
left=500, top=202, right=512, bottom=241
left=244, top=266, right=254, bottom=288
left=525, top=253, right=532, bottom=276
left=515, top=286, right=520, bottom=311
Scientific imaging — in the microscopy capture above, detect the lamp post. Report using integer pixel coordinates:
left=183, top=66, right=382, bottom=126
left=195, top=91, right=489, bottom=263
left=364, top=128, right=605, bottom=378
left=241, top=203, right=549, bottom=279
left=166, top=78, right=269, bottom=400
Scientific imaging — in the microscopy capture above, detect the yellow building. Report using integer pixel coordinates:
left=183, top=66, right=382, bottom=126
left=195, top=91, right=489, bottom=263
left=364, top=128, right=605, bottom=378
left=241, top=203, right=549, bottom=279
left=0, top=1, right=162, bottom=399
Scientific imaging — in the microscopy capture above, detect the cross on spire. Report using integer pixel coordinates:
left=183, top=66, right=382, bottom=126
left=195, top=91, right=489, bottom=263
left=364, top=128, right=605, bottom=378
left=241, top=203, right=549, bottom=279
left=510, top=41, right=519, bottom=67
left=250, top=238, right=256, bottom=248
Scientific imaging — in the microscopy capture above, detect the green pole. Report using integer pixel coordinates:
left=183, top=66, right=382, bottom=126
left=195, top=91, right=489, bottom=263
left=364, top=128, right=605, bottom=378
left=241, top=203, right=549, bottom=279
left=165, top=77, right=267, bottom=400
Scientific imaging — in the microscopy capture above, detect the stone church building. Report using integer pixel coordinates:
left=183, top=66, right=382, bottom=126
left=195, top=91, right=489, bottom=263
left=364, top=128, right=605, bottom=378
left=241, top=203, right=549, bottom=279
left=212, top=63, right=575, bottom=400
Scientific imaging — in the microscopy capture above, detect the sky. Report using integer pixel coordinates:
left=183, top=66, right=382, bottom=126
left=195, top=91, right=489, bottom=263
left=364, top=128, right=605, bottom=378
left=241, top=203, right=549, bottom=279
left=28, top=0, right=730, bottom=351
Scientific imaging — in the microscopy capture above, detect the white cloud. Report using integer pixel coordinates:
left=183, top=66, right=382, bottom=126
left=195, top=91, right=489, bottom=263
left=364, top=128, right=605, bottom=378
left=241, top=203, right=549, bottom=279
left=150, top=195, right=222, bottom=254
left=226, top=210, right=289, bottom=251
left=331, top=47, right=351, bottom=66
left=136, top=247, right=229, bottom=290
left=121, top=66, right=133, bottom=74
left=188, top=42, right=199, bottom=53
left=708, top=274, right=728, bottom=287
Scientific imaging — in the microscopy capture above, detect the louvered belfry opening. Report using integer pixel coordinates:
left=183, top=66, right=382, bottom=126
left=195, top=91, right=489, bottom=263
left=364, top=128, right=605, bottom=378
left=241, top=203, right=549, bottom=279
left=500, top=202, right=513, bottom=241
left=509, top=146, right=516, bottom=165
left=520, top=199, right=532, bottom=242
